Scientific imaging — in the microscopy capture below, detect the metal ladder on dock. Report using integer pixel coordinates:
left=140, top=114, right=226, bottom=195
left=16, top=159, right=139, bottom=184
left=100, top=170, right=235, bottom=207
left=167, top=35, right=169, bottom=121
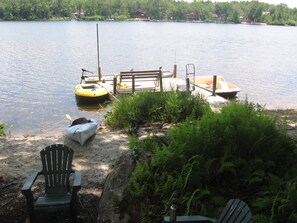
left=186, top=64, right=195, bottom=85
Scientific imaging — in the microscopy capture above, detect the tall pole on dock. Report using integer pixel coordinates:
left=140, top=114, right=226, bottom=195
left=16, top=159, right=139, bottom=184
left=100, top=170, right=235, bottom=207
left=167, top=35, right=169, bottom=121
left=96, top=23, right=102, bottom=81
left=173, top=51, right=177, bottom=78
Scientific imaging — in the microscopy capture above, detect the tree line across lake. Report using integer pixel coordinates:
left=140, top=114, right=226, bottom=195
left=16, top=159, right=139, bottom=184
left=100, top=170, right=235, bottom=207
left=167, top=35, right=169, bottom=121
left=1, top=0, right=297, bottom=26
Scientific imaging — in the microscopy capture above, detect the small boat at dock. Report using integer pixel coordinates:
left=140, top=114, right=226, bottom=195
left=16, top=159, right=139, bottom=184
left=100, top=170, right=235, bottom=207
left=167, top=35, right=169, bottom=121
left=75, top=69, right=109, bottom=104
left=186, top=64, right=240, bottom=99
left=191, top=75, right=241, bottom=98
left=75, top=83, right=109, bottom=104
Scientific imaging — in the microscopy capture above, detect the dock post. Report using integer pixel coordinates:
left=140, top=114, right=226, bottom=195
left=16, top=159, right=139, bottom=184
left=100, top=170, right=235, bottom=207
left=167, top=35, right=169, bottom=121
left=186, top=78, right=190, bottom=92
left=132, top=75, right=135, bottom=93
left=173, top=64, right=177, bottom=78
left=113, top=77, right=117, bottom=95
left=159, top=69, right=163, bottom=92
left=212, top=75, right=217, bottom=96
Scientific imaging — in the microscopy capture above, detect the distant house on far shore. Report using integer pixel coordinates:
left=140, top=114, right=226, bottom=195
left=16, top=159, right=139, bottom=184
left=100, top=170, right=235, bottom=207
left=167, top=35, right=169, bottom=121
left=71, top=11, right=85, bottom=19
left=133, top=9, right=149, bottom=20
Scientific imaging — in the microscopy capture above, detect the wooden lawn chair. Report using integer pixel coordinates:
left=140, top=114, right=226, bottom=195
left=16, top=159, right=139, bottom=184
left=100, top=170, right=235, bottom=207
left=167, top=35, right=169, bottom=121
left=22, top=144, right=81, bottom=222
left=163, top=199, right=253, bottom=223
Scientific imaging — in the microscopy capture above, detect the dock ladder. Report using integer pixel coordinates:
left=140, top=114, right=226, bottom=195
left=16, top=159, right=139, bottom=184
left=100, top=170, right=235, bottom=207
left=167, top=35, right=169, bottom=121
left=185, top=64, right=196, bottom=91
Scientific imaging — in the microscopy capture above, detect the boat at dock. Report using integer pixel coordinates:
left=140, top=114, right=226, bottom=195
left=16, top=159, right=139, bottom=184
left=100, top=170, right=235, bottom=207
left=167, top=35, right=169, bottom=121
left=186, top=64, right=240, bottom=99
left=191, top=75, right=241, bottom=98
left=75, top=83, right=109, bottom=104
left=74, top=69, right=109, bottom=104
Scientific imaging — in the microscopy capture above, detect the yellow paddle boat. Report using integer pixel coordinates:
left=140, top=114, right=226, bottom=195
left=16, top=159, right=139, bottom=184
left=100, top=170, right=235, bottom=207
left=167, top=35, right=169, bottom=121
left=75, top=69, right=109, bottom=104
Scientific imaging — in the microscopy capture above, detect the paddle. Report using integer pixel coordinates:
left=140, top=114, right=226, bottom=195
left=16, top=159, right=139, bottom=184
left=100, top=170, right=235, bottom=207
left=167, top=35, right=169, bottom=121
left=66, top=114, right=73, bottom=121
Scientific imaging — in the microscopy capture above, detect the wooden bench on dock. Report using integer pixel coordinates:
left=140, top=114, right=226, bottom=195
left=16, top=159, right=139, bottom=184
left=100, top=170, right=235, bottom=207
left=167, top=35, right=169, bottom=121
left=115, top=69, right=163, bottom=93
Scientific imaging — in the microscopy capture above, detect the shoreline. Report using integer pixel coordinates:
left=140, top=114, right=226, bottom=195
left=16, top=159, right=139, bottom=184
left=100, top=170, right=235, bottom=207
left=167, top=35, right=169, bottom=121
left=0, top=19, right=295, bottom=27
left=3, top=107, right=297, bottom=139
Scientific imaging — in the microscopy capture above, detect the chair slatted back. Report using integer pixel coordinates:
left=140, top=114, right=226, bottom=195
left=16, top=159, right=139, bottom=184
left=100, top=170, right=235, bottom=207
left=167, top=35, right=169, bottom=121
left=217, top=199, right=253, bottom=223
left=40, top=144, right=74, bottom=195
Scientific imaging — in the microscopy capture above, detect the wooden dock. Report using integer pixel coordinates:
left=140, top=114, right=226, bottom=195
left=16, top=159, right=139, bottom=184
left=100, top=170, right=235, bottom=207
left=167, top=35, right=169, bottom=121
left=85, top=69, right=229, bottom=111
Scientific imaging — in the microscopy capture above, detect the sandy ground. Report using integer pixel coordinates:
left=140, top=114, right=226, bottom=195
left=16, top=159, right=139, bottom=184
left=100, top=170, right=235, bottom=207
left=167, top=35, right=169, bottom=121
left=0, top=127, right=130, bottom=222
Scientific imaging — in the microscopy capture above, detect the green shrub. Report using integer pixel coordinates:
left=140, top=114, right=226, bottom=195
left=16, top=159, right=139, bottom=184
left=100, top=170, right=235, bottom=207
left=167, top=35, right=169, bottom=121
left=286, top=20, right=297, bottom=26
left=0, top=122, right=5, bottom=136
left=106, top=91, right=210, bottom=130
left=112, top=14, right=128, bottom=21
left=123, top=101, right=297, bottom=222
left=79, top=15, right=104, bottom=21
left=50, top=17, right=71, bottom=21
left=0, top=121, right=11, bottom=136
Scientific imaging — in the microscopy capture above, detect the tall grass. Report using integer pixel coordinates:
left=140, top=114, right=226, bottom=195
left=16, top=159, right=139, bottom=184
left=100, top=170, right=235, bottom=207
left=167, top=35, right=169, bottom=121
left=106, top=91, right=210, bottom=130
left=122, top=101, right=297, bottom=222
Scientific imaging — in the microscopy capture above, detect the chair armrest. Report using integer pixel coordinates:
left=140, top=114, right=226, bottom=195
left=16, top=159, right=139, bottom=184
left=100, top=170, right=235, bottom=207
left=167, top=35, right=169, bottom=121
left=21, top=171, right=42, bottom=209
left=163, top=215, right=215, bottom=223
left=21, top=171, right=42, bottom=195
left=71, top=170, right=81, bottom=206
left=72, top=170, right=81, bottom=193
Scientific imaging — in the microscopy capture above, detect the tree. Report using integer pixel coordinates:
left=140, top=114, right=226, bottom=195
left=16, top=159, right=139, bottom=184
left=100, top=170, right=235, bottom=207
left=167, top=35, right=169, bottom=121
left=248, top=1, right=264, bottom=23
left=215, top=2, right=230, bottom=22
left=171, top=1, right=190, bottom=20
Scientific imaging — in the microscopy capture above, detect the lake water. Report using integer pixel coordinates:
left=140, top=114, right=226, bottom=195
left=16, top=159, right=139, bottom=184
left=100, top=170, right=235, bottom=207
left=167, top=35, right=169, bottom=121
left=1, top=21, right=297, bottom=136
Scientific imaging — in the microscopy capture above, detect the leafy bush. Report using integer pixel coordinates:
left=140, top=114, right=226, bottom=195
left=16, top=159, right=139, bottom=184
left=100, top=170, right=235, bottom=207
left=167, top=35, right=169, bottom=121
left=49, top=17, right=71, bottom=21
left=106, top=91, right=210, bottom=130
left=112, top=14, right=128, bottom=21
left=0, top=122, right=5, bottom=136
left=0, top=121, right=11, bottom=136
left=79, top=15, right=104, bottom=21
left=123, top=102, right=297, bottom=222
left=286, top=20, right=297, bottom=26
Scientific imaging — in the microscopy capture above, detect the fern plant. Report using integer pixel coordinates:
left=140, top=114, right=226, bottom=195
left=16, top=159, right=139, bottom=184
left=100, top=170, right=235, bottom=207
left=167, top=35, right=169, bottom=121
left=121, top=101, right=297, bottom=222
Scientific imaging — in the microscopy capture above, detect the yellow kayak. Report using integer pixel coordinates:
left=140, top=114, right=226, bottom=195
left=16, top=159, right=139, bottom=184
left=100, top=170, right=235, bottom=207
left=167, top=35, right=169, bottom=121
left=75, top=84, right=108, bottom=104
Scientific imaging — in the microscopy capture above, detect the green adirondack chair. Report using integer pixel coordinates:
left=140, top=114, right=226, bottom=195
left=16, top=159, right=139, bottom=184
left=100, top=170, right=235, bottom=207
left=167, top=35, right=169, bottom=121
left=163, top=199, right=253, bottom=223
left=22, top=144, right=81, bottom=222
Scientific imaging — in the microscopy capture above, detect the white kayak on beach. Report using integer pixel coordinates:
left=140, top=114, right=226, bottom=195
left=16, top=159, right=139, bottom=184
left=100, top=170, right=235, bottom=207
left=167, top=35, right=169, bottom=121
left=66, top=118, right=98, bottom=145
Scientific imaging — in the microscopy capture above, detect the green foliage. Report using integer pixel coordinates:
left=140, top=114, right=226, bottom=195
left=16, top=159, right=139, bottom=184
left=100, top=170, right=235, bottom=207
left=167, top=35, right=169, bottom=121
left=0, top=122, right=5, bottom=136
left=0, top=122, right=11, bottom=137
left=50, top=17, right=71, bottom=21
left=112, top=14, right=128, bottom=21
left=123, top=101, right=297, bottom=222
left=106, top=91, right=210, bottom=131
left=79, top=15, right=104, bottom=21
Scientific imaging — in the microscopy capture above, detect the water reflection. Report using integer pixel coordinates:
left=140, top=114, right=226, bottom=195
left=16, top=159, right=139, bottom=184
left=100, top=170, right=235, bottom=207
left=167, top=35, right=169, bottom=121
left=76, top=101, right=111, bottom=112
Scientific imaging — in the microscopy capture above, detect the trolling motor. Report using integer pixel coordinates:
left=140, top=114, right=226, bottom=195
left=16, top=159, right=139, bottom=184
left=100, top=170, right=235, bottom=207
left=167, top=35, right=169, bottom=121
left=80, top=68, right=94, bottom=84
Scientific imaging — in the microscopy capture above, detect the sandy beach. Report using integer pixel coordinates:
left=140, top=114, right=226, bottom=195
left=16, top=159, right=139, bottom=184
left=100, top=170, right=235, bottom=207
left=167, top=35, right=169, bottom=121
left=0, top=127, right=130, bottom=222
